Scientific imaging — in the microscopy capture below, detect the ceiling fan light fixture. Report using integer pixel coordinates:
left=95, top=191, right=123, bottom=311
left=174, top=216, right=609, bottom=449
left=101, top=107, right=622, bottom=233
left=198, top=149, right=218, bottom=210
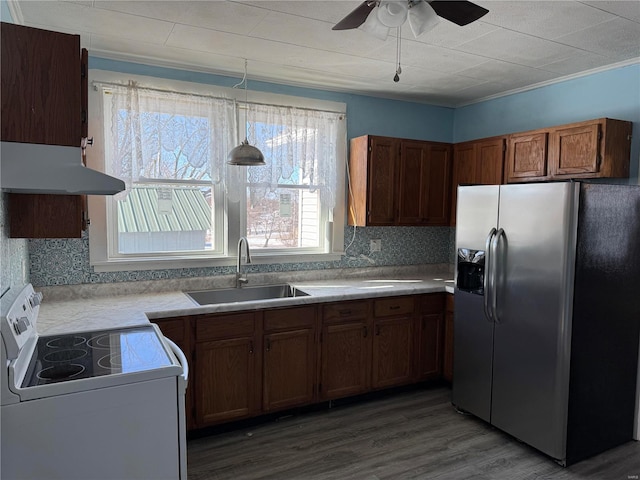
left=408, top=0, right=440, bottom=38
left=359, top=6, right=390, bottom=40
left=377, top=1, right=408, bottom=27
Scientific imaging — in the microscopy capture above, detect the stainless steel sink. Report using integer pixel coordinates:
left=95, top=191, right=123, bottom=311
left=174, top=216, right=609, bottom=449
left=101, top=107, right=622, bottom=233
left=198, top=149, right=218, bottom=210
left=185, top=284, right=310, bottom=306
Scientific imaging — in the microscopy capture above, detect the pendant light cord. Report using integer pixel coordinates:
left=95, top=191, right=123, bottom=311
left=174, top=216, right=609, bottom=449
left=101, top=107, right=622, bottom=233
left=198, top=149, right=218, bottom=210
left=232, top=59, right=250, bottom=142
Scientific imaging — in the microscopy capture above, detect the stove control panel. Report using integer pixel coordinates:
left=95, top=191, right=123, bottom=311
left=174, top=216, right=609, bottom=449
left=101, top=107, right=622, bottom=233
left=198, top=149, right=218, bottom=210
left=1, top=284, right=39, bottom=361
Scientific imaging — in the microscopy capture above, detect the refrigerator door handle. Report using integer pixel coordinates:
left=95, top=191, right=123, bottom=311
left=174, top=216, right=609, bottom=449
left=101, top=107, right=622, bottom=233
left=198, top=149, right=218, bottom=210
left=491, top=228, right=505, bottom=324
left=483, top=227, right=497, bottom=322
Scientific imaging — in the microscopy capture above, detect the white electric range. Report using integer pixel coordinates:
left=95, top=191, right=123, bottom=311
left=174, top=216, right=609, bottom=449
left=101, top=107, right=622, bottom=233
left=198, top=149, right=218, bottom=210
left=1, top=284, right=188, bottom=479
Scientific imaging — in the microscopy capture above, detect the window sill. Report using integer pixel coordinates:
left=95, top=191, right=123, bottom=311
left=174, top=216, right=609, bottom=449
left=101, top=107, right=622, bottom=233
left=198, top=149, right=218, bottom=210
left=91, top=252, right=344, bottom=273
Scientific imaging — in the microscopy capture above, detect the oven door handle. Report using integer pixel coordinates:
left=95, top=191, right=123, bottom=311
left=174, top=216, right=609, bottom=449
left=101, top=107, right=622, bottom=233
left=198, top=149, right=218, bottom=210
left=164, top=338, right=189, bottom=389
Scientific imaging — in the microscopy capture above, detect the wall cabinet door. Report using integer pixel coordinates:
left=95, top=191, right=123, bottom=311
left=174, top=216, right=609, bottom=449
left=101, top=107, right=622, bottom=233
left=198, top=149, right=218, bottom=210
left=371, top=316, right=414, bottom=389
left=450, top=137, right=505, bottom=226
left=320, top=320, right=371, bottom=399
left=367, top=136, right=399, bottom=225
left=195, top=336, right=260, bottom=426
left=506, top=131, right=548, bottom=182
left=398, top=141, right=451, bottom=225
left=547, top=118, right=632, bottom=180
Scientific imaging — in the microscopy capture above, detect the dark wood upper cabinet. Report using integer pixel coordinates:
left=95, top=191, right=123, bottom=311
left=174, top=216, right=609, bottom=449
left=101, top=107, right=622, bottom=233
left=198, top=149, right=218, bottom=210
left=450, top=136, right=505, bottom=226
left=348, top=135, right=452, bottom=227
left=1, top=22, right=81, bottom=146
left=1, top=22, right=87, bottom=238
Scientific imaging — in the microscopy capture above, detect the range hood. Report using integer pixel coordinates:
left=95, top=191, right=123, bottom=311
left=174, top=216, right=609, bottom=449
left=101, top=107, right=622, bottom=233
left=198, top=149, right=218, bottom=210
left=1, top=142, right=125, bottom=195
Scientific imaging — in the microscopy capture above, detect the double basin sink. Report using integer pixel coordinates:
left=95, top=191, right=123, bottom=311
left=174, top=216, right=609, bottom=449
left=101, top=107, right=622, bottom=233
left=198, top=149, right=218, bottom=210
left=185, top=284, right=310, bottom=306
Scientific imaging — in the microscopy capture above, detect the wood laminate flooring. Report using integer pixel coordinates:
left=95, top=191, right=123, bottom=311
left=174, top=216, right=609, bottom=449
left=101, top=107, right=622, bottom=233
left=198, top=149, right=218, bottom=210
left=187, top=386, right=640, bottom=480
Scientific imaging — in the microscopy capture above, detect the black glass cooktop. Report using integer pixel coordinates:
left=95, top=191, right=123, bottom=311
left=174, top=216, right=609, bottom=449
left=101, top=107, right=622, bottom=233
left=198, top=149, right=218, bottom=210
left=22, top=325, right=174, bottom=387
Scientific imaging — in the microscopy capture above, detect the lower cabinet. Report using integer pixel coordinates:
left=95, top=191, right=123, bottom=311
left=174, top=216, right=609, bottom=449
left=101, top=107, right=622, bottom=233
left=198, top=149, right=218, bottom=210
left=163, top=293, right=449, bottom=430
left=371, top=296, right=415, bottom=389
left=320, top=300, right=371, bottom=400
left=195, top=313, right=261, bottom=426
left=416, top=294, right=445, bottom=381
left=263, top=306, right=317, bottom=412
left=443, top=293, right=455, bottom=382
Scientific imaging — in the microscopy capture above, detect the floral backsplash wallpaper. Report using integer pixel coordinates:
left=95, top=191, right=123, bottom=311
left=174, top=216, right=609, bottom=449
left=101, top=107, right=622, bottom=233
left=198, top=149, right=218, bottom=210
left=29, top=225, right=454, bottom=287
left=0, top=193, right=29, bottom=294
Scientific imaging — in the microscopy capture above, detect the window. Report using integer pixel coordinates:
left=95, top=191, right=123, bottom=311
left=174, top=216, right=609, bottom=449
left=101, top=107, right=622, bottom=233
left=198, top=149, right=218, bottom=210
left=87, top=72, right=346, bottom=271
left=242, top=104, right=342, bottom=253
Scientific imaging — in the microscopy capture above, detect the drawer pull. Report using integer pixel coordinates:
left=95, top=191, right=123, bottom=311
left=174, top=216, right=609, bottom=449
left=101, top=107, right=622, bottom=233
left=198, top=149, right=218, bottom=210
left=266, top=338, right=271, bottom=352
left=249, top=341, right=254, bottom=354
left=339, top=309, right=352, bottom=316
left=389, top=305, right=400, bottom=310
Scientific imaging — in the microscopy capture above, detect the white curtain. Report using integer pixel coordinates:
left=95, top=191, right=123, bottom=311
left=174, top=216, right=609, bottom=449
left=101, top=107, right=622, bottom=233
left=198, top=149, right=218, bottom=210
left=107, top=81, right=236, bottom=198
left=245, top=104, right=343, bottom=209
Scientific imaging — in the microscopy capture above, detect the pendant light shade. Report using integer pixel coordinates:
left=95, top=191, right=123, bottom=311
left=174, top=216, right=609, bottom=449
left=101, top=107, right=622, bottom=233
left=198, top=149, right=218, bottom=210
left=227, top=60, right=266, bottom=166
left=227, top=139, right=265, bottom=166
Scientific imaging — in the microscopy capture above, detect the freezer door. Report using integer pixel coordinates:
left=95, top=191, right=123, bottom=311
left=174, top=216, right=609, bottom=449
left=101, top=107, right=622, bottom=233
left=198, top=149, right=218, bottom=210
left=490, top=182, right=578, bottom=462
left=452, top=185, right=499, bottom=421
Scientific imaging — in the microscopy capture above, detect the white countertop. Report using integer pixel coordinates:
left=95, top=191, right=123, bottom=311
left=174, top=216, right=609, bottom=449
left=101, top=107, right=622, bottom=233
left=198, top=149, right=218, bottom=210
left=36, top=274, right=455, bottom=336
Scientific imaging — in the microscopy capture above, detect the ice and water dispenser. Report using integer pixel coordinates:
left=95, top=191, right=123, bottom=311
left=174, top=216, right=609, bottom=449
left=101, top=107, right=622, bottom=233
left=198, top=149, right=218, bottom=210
left=457, top=248, right=485, bottom=295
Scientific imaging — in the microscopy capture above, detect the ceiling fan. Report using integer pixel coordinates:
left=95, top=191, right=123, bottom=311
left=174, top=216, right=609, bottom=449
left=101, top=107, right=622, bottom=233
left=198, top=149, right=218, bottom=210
left=333, top=1, right=489, bottom=38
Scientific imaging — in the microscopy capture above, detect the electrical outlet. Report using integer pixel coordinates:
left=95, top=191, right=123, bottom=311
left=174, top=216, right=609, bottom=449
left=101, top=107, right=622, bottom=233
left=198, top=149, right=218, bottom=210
left=370, top=239, right=381, bottom=252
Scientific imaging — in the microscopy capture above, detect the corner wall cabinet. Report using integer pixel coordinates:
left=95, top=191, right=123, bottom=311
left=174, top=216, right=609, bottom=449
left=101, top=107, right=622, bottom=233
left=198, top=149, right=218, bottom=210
left=506, top=118, right=632, bottom=183
left=158, top=292, right=446, bottom=431
left=1, top=22, right=88, bottom=238
left=348, top=135, right=452, bottom=226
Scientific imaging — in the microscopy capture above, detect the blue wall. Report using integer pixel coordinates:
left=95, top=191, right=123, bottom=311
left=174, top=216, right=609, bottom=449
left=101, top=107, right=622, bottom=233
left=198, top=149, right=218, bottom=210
left=91, top=58, right=455, bottom=143
left=453, top=63, right=640, bottom=179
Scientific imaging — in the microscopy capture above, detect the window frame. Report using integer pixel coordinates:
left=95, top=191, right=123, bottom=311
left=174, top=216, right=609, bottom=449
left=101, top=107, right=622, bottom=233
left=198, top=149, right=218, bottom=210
left=87, top=70, right=346, bottom=272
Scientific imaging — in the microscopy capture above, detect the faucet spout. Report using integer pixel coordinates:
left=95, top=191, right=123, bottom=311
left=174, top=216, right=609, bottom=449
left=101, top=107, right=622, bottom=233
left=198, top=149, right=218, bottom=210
left=236, top=237, right=252, bottom=288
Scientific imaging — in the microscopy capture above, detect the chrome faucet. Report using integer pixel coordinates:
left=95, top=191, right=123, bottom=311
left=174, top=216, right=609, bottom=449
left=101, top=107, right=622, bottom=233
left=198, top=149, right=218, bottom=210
left=236, top=237, right=252, bottom=288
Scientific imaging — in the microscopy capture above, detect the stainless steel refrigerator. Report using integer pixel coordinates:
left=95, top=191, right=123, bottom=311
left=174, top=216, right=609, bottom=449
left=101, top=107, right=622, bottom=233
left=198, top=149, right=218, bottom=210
left=453, top=181, right=640, bottom=466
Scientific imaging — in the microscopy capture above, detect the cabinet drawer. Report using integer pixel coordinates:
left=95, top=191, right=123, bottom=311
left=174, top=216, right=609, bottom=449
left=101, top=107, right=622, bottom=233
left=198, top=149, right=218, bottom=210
left=196, top=313, right=256, bottom=341
left=420, top=294, right=444, bottom=314
left=264, top=306, right=316, bottom=331
left=374, top=296, right=414, bottom=317
left=323, top=301, right=369, bottom=322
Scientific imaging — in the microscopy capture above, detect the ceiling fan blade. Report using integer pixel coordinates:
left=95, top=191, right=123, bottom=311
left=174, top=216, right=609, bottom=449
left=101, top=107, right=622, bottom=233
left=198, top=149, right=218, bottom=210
left=429, top=1, right=489, bottom=26
left=332, top=1, right=376, bottom=30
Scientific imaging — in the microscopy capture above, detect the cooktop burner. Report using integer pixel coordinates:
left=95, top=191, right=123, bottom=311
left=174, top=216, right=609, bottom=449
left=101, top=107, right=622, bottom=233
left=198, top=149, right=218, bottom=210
left=21, top=325, right=174, bottom=387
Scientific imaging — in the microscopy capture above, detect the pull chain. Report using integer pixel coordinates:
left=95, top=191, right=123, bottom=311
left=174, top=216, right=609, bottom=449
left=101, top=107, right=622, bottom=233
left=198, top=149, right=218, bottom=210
left=394, top=26, right=402, bottom=82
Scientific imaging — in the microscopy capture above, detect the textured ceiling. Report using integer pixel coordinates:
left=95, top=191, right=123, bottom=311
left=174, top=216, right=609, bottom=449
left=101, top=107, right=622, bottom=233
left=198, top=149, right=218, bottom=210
left=8, top=0, right=640, bottom=106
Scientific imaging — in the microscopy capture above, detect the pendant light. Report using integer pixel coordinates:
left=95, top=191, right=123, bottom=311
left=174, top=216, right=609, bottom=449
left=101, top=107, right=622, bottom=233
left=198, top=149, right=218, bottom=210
left=227, top=59, right=265, bottom=166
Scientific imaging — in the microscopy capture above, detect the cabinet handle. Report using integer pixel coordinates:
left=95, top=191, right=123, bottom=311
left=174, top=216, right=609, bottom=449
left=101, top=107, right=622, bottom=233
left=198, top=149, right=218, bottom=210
left=363, top=326, right=368, bottom=338
left=339, top=309, right=352, bottom=316
left=249, top=341, right=254, bottom=354
left=389, top=305, right=400, bottom=310
left=266, top=338, right=271, bottom=352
